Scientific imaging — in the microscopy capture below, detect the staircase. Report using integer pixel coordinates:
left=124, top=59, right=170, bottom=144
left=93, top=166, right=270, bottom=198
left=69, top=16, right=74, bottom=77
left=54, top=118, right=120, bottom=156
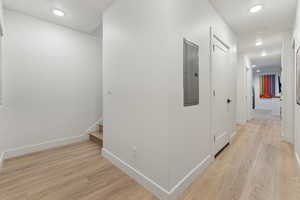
left=89, top=125, right=103, bottom=146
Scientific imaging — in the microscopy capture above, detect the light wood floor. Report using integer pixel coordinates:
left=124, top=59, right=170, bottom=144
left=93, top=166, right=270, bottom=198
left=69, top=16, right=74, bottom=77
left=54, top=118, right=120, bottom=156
left=1, top=116, right=300, bottom=200
left=178, top=116, right=300, bottom=200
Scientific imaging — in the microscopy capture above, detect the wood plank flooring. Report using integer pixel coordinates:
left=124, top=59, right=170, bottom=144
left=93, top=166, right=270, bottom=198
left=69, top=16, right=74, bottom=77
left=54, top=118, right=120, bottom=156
left=0, top=116, right=299, bottom=200
left=178, top=116, right=300, bottom=200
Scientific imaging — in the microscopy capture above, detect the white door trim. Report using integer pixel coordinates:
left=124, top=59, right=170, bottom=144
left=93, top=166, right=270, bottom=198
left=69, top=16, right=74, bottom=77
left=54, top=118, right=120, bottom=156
left=209, top=27, right=231, bottom=157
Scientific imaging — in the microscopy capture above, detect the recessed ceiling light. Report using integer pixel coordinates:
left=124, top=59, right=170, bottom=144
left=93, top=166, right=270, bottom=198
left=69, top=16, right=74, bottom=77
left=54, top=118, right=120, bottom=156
left=53, top=9, right=65, bottom=17
left=257, top=69, right=261, bottom=73
left=249, top=5, right=263, bottom=13
left=255, top=41, right=263, bottom=46
left=262, top=51, right=267, bottom=57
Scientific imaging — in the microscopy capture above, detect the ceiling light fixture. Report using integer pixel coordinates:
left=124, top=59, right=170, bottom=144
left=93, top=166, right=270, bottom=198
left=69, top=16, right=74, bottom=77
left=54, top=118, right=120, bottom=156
left=249, top=5, right=263, bottom=13
left=257, top=69, right=261, bottom=73
left=53, top=9, right=65, bottom=17
left=262, top=51, right=267, bottom=57
left=255, top=40, right=263, bottom=46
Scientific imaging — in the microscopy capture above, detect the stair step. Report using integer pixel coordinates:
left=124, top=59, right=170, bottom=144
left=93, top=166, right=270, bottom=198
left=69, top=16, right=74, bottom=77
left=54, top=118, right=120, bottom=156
left=99, top=125, right=103, bottom=132
left=89, top=131, right=103, bottom=145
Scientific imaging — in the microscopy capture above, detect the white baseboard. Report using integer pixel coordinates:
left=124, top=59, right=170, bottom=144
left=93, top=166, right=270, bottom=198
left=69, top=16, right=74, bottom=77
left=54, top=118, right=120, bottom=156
left=102, top=148, right=212, bottom=200
left=168, top=155, right=212, bottom=200
left=282, top=135, right=293, bottom=144
left=230, top=131, right=237, bottom=142
left=295, top=152, right=300, bottom=168
left=1, top=119, right=102, bottom=161
left=236, top=119, right=246, bottom=125
left=102, top=148, right=169, bottom=200
left=86, top=118, right=103, bottom=133
left=3, top=134, right=89, bottom=160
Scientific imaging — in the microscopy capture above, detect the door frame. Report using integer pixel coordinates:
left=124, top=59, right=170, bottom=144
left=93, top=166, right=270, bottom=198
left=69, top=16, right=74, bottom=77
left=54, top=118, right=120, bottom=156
left=209, top=27, right=231, bottom=158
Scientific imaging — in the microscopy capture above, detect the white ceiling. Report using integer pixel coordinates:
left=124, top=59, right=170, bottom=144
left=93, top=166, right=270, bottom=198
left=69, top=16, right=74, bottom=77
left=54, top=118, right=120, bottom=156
left=210, top=0, right=296, bottom=37
left=251, top=54, right=281, bottom=67
left=210, top=0, right=297, bottom=71
left=3, top=0, right=297, bottom=68
left=4, top=0, right=114, bottom=34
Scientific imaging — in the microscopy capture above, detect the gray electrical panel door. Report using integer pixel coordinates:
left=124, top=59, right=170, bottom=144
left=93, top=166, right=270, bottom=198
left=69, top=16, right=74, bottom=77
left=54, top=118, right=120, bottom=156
left=183, top=39, right=199, bottom=106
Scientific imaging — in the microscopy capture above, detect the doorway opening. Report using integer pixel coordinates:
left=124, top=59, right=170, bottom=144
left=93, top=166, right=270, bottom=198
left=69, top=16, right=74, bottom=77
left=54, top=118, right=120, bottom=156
left=251, top=55, right=282, bottom=119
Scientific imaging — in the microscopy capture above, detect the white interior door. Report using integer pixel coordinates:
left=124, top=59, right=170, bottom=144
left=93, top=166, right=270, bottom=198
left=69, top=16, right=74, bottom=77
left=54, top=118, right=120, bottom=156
left=211, top=33, right=231, bottom=156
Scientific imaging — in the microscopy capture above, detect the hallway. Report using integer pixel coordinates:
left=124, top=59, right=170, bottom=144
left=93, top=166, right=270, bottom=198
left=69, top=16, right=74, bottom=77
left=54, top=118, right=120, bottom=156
left=0, top=116, right=299, bottom=200
left=0, top=1, right=299, bottom=200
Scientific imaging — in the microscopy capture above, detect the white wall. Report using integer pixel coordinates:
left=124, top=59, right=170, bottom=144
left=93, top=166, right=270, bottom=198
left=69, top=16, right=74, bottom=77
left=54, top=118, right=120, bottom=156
left=253, top=72, right=281, bottom=116
left=103, top=0, right=170, bottom=192
left=167, top=0, right=237, bottom=190
left=293, top=0, right=300, bottom=162
left=0, top=0, right=3, bottom=35
left=0, top=10, right=102, bottom=157
left=0, top=0, right=3, bottom=106
left=103, top=0, right=237, bottom=199
left=281, top=32, right=295, bottom=144
left=236, top=55, right=252, bottom=124
left=0, top=0, right=3, bottom=167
